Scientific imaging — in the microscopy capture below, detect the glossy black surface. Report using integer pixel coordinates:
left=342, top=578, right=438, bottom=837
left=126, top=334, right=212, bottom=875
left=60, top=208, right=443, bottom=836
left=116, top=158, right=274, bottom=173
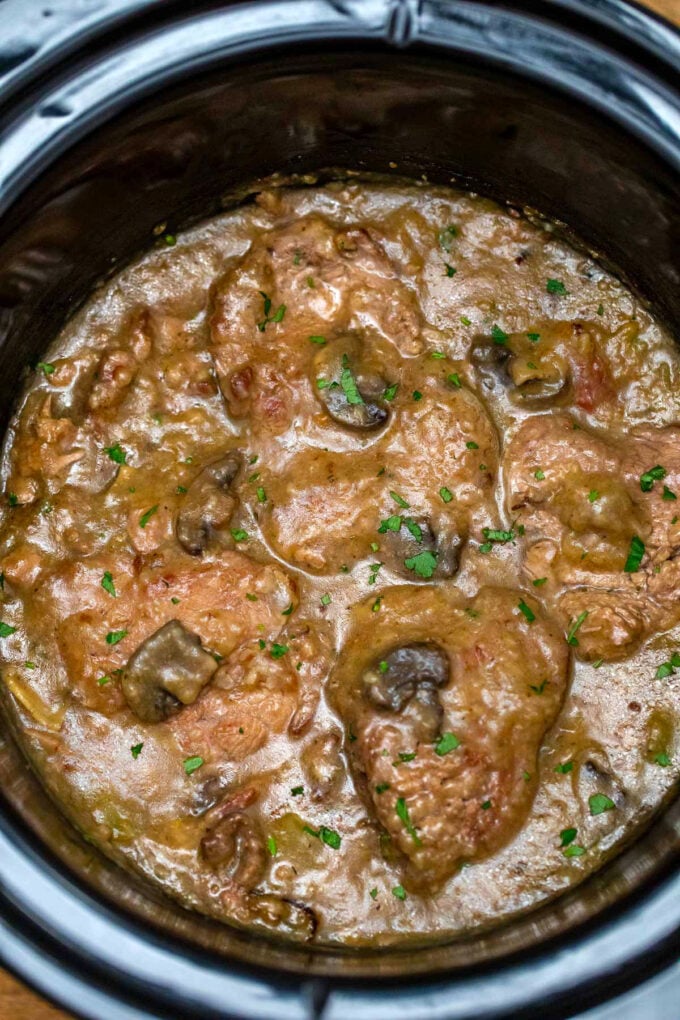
left=0, top=1, right=678, bottom=1018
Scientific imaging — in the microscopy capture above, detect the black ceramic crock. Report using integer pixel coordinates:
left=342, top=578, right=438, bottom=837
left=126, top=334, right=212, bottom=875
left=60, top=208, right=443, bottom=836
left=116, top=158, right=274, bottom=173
left=0, top=1, right=679, bottom=1018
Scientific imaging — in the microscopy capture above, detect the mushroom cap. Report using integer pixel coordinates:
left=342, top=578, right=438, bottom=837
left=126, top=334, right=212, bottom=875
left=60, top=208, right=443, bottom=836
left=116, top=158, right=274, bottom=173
left=122, top=619, right=218, bottom=723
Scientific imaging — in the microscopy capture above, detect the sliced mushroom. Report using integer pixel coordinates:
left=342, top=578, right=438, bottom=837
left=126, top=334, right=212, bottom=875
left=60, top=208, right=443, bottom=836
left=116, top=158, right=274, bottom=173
left=249, top=894, right=318, bottom=940
left=201, top=810, right=267, bottom=890
left=176, top=451, right=242, bottom=555
left=385, top=516, right=460, bottom=579
left=363, top=642, right=449, bottom=741
left=313, top=336, right=388, bottom=431
left=122, top=619, right=218, bottom=723
left=471, top=336, right=570, bottom=405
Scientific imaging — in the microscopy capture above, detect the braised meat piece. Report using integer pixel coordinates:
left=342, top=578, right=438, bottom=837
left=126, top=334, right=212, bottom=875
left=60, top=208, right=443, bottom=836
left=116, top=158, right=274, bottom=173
left=331, top=585, right=569, bottom=890
left=504, top=414, right=680, bottom=659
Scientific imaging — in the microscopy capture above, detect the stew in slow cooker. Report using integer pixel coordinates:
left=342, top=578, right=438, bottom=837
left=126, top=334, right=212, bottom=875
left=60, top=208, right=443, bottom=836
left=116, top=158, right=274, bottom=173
left=1, top=183, right=678, bottom=945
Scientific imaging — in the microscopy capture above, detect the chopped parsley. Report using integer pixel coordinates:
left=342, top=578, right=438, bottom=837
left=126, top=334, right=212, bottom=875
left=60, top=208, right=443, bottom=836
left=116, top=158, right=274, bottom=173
left=566, top=610, right=588, bottom=646
left=663, top=485, right=677, bottom=501
left=183, top=756, right=204, bottom=775
left=105, top=630, right=127, bottom=645
left=0, top=622, right=17, bottom=638
left=375, top=782, right=391, bottom=794
left=291, top=786, right=304, bottom=796
left=431, top=351, right=446, bottom=360
left=554, top=761, right=574, bottom=774
left=257, top=291, right=286, bottom=331
left=171, top=597, right=180, bottom=605
left=281, top=603, right=294, bottom=616
left=439, top=486, right=453, bottom=503
left=368, top=563, right=383, bottom=584
left=655, top=752, right=671, bottom=767
left=390, top=491, right=410, bottom=508
left=320, top=593, right=332, bottom=606
left=267, top=836, right=277, bottom=856
left=395, top=797, right=421, bottom=846
left=589, top=793, right=615, bottom=815
left=392, top=885, right=407, bottom=900
left=482, top=526, right=515, bottom=544
left=491, top=324, right=509, bottom=345
left=105, top=443, right=126, bottom=464
left=563, top=844, right=587, bottom=857
left=527, top=332, right=540, bottom=343
left=139, top=505, right=158, bottom=529
left=245, top=593, right=258, bottom=602
left=447, top=372, right=461, bottom=387
left=176, top=485, right=187, bottom=494
left=460, top=316, right=471, bottom=327
left=101, top=571, right=116, bottom=597
left=413, top=390, right=423, bottom=402
left=303, top=825, right=342, bottom=850
left=378, top=514, right=402, bottom=534
left=444, top=263, right=456, bottom=277
left=623, top=535, right=645, bottom=573
left=481, top=800, right=492, bottom=810
left=256, top=486, right=267, bottom=504
left=640, top=465, right=666, bottom=492
left=36, top=362, right=55, bottom=375
left=397, top=751, right=417, bottom=763
left=24, top=661, right=35, bottom=670
left=435, top=732, right=460, bottom=756
left=404, top=550, right=437, bottom=578
left=533, top=577, right=548, bottom=587
left=340, top=354, right=364, bottom=405
left=534, top=469, right=545, bottom=480
left=655, top=659, right=677, bottom=679
left=529, top=680, right=548, bottom=695
left=466, top=440, right=479, bottom=450
left=403, top=518, right=422, bottom=542
left=546, top=278, right=568, bottom=295
left=588, top=489, right=600, bottom=503
left=372, top=596, right=382, bottom=612
left=270, top=643, right=289, bottom=659
left=518, top=600, right=535, bottom=623
left=369, top=887, right=378, bottom=900
left=231, top=528, right=249, bottom=542
left=383, top=383, right=399, bottom=401
left=438, top=225, right=458, bottom=251
left=130, top=742, right=143, bottom=759
left=309, top=335, right=327, bottom=345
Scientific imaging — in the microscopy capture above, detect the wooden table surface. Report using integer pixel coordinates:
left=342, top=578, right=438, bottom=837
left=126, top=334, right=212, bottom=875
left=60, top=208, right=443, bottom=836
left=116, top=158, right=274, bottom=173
left=1, top=0, right=678, bottom=1016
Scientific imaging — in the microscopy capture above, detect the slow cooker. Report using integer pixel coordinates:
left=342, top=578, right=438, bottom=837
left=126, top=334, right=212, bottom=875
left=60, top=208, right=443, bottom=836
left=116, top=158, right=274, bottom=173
left=0, top=1, right=678, bottom=1017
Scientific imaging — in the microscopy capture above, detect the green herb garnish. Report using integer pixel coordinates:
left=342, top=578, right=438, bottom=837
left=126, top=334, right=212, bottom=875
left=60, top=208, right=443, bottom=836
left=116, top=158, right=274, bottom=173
left=105, top=443, right=126, bottom=464
left=640, top=465, right=666, bottom=492
left=105, top=630, right=127, bottom=645
left=183, top=756, right=204, bottom=775
left=623, top=535, right=645, bottom=573
left=139, top=505, right=158, bottom=529
left=435, top=732, right=460, bottom=756
left=518, top=600, right=535, bottom=623
left=589, top=793, right=615, bottom=816
left=101, top=572, right=116, bottom=597
left=396, top=797, right=421, bottom=846
left=546, top=278, right=567, bottom=295
left=404, top=550, right=437, bottom=579
left=567, top=610, right=588, bottom=646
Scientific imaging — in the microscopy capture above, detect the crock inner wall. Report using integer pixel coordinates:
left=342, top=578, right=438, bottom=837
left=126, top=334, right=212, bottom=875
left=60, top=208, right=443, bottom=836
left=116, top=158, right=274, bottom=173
left=0, top=45, right=678, bottom=987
